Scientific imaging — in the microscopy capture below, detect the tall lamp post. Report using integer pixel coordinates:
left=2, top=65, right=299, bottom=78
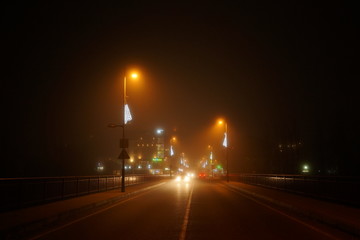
left=208, top=145, right=214, bottom=178
left=218, top=119, right=229, bottom=182
left=109, top=72, right=138, bottom=192
left=169, top=136, right=176, bottom=178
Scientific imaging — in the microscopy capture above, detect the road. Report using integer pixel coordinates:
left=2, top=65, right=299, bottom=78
left=30, top=179, right=352, bottom=240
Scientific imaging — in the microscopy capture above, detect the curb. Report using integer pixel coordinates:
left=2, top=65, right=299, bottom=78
left=224, top=182, right=360, bottom=238
left=1, top=181, right=166, bottom=239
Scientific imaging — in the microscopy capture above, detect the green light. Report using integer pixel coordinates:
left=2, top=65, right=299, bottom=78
left=302, top=164, right=309, bottom=173
left=152, top=158, right=163, bottom=162
left=217, top=165, right=222, bottom=169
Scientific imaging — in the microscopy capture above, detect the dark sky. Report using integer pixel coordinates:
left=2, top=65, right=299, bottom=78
left=2, top=1, right=358, bottom=177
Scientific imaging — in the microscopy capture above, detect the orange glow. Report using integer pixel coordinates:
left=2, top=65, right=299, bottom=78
left=217, top=119, right=225, bottom=125
left=126, top=66, right=141, bottom=80
left=170, top=136, right=177, bottom=145
left=121, top=66, right=140, bottom=81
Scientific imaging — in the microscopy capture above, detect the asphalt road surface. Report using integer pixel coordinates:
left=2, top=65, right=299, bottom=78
left=30, top=179, right=354, bottom=240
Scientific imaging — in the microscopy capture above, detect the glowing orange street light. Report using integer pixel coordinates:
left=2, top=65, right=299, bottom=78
left=120, top=71, right=140, bottom=192
left=169, top=136, right=177, bottom=178
left=109, top=71, right=140, bottom=191
left=217, top=118, right=229, bottom=182
left=131, top=73, right=138, bottom=79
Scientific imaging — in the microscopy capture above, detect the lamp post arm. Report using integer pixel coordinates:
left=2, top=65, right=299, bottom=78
left=108, top=124, right=124, bottom=128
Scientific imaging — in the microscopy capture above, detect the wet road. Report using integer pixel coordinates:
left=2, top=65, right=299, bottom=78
left=32, top=179, right=351, bottom=240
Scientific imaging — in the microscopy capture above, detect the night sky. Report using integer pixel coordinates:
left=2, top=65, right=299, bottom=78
left=2, top=2, right=358, bottom=177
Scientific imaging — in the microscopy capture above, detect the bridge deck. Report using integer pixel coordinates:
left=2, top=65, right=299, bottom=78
left=1, top=179, right=359, bottom=239
left=224, top=181, right=360, bottom=237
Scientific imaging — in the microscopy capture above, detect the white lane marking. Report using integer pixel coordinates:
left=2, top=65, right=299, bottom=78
left=179, top=183, right=194, bottom=240
left=225, top=184, right=341, bottom=240
left=29, top=182, right=166, bottom=240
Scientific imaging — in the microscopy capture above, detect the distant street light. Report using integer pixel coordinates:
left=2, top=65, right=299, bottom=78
left=218, top=119, right=229, bottom=182
left=208, top=145, right=214, bottom=178
left=156, top=128, right=164, bottom=135
left=169, top=136, right=177, bottom=178
left=109, top=71, right=139, bottom=192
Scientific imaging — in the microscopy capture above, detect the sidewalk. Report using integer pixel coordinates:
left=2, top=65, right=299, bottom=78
left=224, top=181, right=360, bottom=238
left=0, top=180, right=166, bottom=239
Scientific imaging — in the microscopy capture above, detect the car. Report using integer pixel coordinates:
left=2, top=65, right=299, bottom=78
left=175, top=173, right=191, bottom=182
left=198, top=172, right=207, bottom=179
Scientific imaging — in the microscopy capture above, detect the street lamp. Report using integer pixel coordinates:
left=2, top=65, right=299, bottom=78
left=218, top=119, right=229, bottom=182
left=109, top=71, right=139, bottom=192
left=208, top=145, right=214, bottom=178
left=169, top=136, right=177, bottom=178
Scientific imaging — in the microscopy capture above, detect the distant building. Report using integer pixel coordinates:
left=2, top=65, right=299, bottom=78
left=128, top=131, right=168, bottom=174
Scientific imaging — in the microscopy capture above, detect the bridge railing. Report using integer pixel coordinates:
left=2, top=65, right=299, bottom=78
left=228, top=174, right=360, bottom=207
left=0, top=174, right=166, bottom=212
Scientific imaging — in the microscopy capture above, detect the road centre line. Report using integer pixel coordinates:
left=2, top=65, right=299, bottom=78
left=179, top=183, right=194, bottom=240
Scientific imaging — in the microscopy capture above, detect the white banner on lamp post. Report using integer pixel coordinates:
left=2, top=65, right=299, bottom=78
left=222, top=132, right=228, bottom=148
left=124, top=104, right=132, bottom=124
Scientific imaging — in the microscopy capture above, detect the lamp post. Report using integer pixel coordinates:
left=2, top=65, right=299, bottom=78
left=169, top=136, right=176, bottom=178
left=208, top=145, right=214, bottom=178
left=218, top=119, right=229, bottom=182
left=225, top=122, right=229, bottom=182
left=121, top=75, right=127, bottom=192
left=109, top=71, right=138, bottom=192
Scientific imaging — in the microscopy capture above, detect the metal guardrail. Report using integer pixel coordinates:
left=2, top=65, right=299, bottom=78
left=0, top=174, right=166, bottom=212
left=229, top=174, right=360, bottom=207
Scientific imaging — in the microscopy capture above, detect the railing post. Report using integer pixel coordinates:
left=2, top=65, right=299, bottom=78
left=76, top=177, right=79, bottom=197
left=43, top=179, right=47, bottom=202
left=61, top=178, right=65, bottom=199
left=98, top=176, right=100, bottom=192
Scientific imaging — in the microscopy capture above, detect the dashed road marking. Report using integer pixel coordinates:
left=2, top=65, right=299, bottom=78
left=179, top=184, right=194, bottom=240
